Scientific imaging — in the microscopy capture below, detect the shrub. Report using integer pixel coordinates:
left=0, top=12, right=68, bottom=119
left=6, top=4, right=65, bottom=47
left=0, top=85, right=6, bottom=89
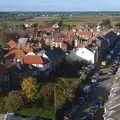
left=5, top=91, right=24, bottom=112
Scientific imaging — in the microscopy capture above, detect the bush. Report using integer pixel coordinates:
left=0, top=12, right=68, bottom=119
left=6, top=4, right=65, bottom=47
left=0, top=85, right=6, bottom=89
left=5, top=91, right=24, bottom=112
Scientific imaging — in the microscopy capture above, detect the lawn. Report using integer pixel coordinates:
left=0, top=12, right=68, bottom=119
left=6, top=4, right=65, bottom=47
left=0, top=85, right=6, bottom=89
left=17, top=108, right=55, bottom=120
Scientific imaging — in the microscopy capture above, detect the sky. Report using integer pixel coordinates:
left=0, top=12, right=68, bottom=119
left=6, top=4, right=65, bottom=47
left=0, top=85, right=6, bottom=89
left=0, top=0, right=120, bottom=11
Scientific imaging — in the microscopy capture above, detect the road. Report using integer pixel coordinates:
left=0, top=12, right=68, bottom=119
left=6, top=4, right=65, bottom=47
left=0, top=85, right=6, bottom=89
left=71, top=67, right=114, bottom=120
left=72, top=50, right=120, bottom=119
left=64, top=38, right=120, bottom=120
left=92, top=67, right=113, bottom=101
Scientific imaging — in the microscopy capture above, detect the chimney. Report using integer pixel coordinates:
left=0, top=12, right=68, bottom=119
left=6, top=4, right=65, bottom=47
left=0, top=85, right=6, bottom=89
left=39, top=50, right=45, bottom=57
left=74, top=39, right=78, bottom=47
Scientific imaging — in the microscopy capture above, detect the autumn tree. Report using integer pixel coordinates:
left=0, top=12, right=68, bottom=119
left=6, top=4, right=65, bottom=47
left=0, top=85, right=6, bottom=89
left=5, top=91, right=24, bottom=112
left=21, top=77, right=39, bottom=102
left=0, top=97, right=6, bottom=112
left=37, top=83, right=54, bottom=109
left=54, top=78, right=78, bottom=111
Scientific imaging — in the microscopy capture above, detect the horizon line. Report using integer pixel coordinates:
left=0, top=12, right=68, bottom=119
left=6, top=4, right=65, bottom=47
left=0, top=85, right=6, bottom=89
left=1, top=10, right=120, bottom=13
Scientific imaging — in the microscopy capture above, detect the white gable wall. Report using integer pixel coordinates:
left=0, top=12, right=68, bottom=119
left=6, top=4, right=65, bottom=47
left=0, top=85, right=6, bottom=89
left=75, top=47, right=95, bottom=64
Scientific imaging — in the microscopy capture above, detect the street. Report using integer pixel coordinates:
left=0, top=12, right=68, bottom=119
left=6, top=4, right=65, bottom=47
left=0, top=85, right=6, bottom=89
left=71, top=67, right=113, bottom=120
left=69, top=39, right=120, bottom=120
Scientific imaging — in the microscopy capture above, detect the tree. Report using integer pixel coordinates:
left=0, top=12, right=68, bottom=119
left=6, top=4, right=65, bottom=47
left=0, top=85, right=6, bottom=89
left=54, top=78, right=77, bottom=111
left=37, top=83, right=54, bottom=109
left=5, top=91, right=24, bottom=112
left=58, top=20, right=63, bottom=28
left=115, top=22, right=120, bottom=30
left=0, top=25, right=6, bottom=45
left=0, top=45, right=4, bottom=64
left=115, top=22, right=120, bottom=26
left=100, top=19, right=111, bottom=28
left=21, top=77, right=39, bottom=102
left=0, top=97, right=6, bottom=112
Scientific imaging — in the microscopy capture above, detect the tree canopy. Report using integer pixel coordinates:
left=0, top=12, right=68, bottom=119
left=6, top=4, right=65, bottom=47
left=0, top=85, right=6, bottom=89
left=100, top=19, right=111, bottom=28
left=21, top=77, right=39, bottom=102
left=5, top=91, right=24, bottom=112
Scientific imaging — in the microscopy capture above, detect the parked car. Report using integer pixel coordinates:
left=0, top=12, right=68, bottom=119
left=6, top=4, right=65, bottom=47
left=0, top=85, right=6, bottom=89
left=108, top=64, right=117, bottom=75
left=110, top=50, right=114, bottom=54
left=101, top=61, right=107, bottom=68
left=108, top=70, right=116, bottom=75
left=76, top=96, right=85, bottom=105
left=91, top=72, right=99, bottom=83
left=115, top=68, right=120, bottom=79
left=81, top=112, right=95, bottom=120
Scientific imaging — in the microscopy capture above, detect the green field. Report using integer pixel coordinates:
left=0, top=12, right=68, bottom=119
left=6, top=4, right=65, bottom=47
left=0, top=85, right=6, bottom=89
left=28, top=14, right=120, bottom=25
left=1, top=13, right=120, bottom=25
left=62, top=15, right=120, bottom=25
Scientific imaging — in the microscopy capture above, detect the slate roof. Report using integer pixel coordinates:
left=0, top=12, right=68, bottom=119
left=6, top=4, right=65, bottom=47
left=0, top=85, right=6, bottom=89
left=45, top=48, right=65, bottom=62
left=86, top=44, right=96, bottom=53
left=65, top=51, right=85, bottom=63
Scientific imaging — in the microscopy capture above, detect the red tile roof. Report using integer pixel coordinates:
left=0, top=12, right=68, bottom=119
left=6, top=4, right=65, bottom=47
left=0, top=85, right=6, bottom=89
left=4, top=49, right=25, bottom=59
left=7, top=40, right=16, bottom=48
left=42, top=27, right=53, bottom=33
left=22, top=47, right=33, bottom=53
left=76, top=24, right=81, bottom=28
left=79, top=32, right=93, bottom=39
left=54, top=38, right=73, bottom=44
left=61, top=31, right=74, bottom=36
left=23, top=55, right=44, bottom=64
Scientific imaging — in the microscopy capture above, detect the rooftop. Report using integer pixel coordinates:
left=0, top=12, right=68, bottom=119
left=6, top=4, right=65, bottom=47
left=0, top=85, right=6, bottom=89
left=23, top=55, right=44, bottom=64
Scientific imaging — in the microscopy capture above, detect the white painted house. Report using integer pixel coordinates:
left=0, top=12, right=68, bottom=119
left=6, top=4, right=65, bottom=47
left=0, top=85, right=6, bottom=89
left=75, top=47, right=95, bottom=64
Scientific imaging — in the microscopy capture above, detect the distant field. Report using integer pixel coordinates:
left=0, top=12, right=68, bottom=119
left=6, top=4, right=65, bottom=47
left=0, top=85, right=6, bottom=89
left=0, top=13, right=120, bottom=25
left=25, top=14, right=120, bottom=25
left=64, top=15, right=120, bottom=25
